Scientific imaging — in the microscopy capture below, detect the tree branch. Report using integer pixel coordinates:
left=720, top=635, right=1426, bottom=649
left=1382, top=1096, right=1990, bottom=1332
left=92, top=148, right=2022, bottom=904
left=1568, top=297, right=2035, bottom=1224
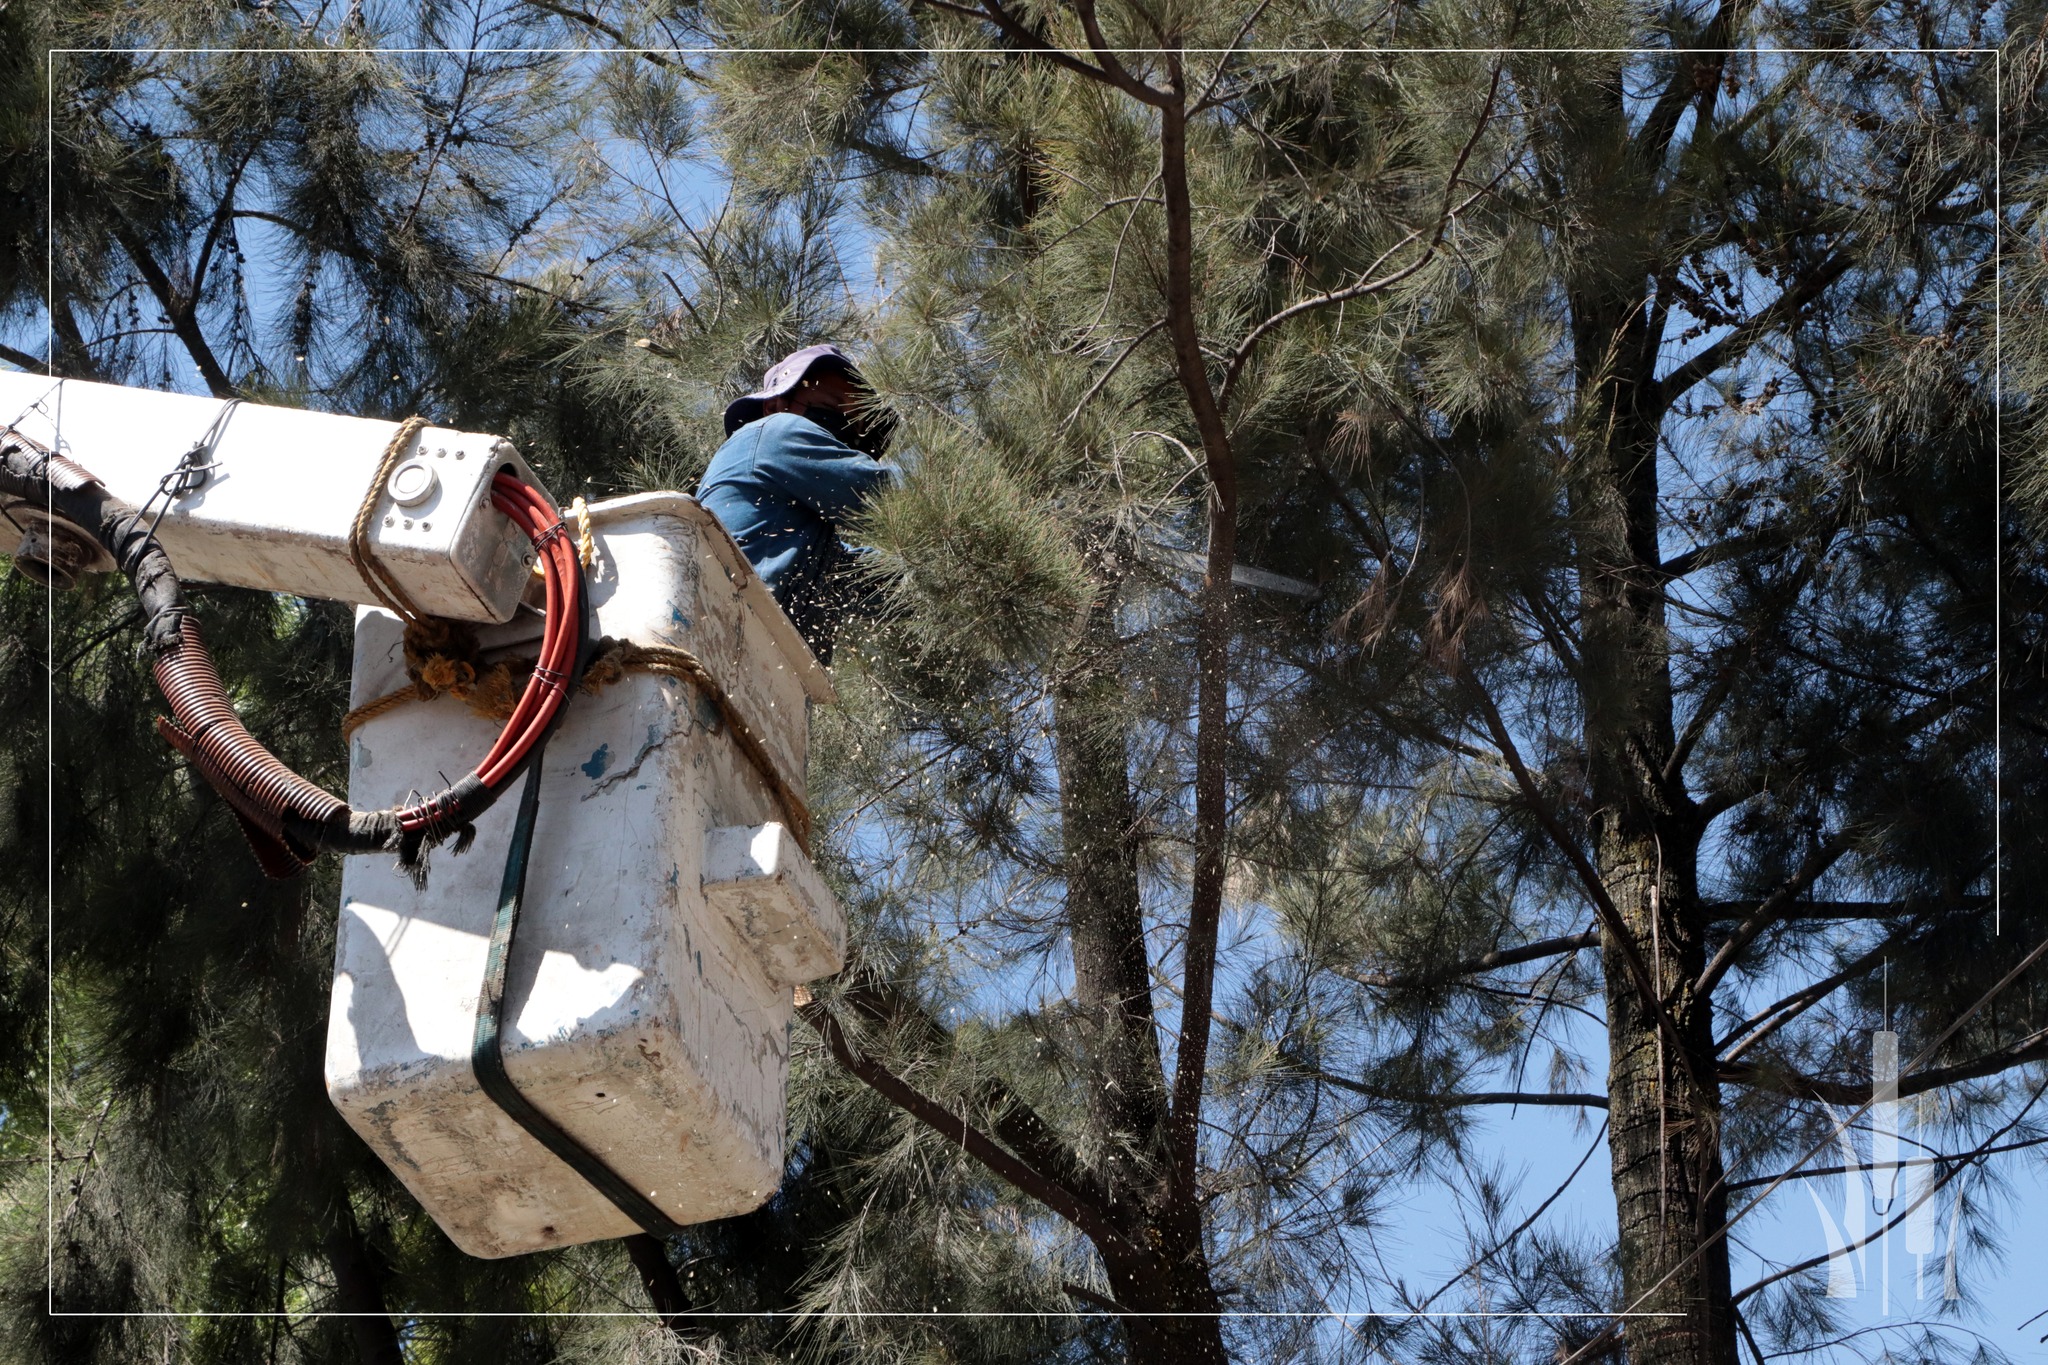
left=1191, top=0, right=1277, bottom=113
left=1218, top=61, right=1507, bottom=412
left=1649, top=248, right=1854, bottom=414
left=829, top=977, right=1116, bottom=1213
left=1071, top=0, right=1169, bottom=105
left=190, top=147, right=256, bottom=303
left=1461, top=669, right=1674, bottom=1033
left=1706, top=896, right=1986, bottom=924
left=1336, top=927, right=1600, bottom=989
left=48, top=299, right=107, bottom=382
left=1722, top=1028, right=2048, bottom=1105
left=909, top=0, right=1141, bottom=98
left=1724, top=1133, right=2048, bottom=1193
left=1731, top=1077, right=2048, bottom=1303
left=1059, top=318, right=1164, bottom=433
left=799, top=997, right=1131, bottom=1253
left=1632, top=0, right=1750, bottom=166
left=1161, top=78, right=1241, bottom=1200
left=1663, top=534, right=1826, bottom=786
left=0, top=343, right=47, bottom=373
left=522, top=0, right=681, bottom=67
left=1693, top=832, right=1857, bottom=997
left=1717, top=936, right=1899, bottom=1063
left=109, top=219, right=239, bottom=399
left=1415, top=1120, right=1610, bottom=1310
left=1302, top=1064, right=1608, bottom=1110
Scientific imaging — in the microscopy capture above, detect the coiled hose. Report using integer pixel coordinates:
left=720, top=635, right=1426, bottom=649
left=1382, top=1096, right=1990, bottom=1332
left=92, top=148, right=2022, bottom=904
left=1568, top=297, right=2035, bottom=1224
left=1, top=427, right=587, bottom=883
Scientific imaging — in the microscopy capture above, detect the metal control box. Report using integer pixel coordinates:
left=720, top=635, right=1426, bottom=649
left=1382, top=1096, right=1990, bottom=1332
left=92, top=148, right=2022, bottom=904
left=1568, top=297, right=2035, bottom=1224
left=325, top=495, right=844, bottom=1257
left=0, top=374, right=541, bottom=622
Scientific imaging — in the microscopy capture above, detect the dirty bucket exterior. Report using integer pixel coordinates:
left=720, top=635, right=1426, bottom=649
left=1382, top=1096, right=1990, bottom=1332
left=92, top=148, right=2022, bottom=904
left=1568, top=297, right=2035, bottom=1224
left=324, top=494, right=843, bottom=1258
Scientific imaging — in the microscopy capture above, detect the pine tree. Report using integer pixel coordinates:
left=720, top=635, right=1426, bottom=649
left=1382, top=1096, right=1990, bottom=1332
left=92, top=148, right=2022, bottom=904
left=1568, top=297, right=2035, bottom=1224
left=698, top=3, right=2048, bottom=1364
left=6, top=1, right=2045, bottom=1363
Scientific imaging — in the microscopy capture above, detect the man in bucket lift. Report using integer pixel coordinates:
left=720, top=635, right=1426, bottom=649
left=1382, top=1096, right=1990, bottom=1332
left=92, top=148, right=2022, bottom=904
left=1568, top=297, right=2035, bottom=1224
left=695, top=344, right=895, bottom=664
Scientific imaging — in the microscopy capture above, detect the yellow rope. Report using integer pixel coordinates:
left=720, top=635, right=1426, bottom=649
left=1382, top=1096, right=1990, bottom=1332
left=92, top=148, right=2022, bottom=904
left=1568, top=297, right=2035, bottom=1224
left=347, top=416, right=431, bottom=622
left=539, top=496, right=597, bottom=577
left=570, top=496, right=595, bottom=568
left=342, top=633, right=812, bottom=850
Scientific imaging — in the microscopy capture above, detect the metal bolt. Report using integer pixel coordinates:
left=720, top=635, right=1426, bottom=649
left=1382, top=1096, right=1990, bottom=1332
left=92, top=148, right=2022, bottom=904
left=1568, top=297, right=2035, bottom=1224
left=403, top=518, right=413, bottom=530
left=384, top=515, right=394, bottom=527
left=421, top=521, right=431, bottom=532
left=454, top=449, right=465, bottom=460
left=434, top=447, right=446, bottom=459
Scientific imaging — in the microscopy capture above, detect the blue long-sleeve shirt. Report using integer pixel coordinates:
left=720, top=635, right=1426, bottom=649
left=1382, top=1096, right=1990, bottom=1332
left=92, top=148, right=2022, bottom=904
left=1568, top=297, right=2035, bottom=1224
left=694, top=412, right=891, bottom=641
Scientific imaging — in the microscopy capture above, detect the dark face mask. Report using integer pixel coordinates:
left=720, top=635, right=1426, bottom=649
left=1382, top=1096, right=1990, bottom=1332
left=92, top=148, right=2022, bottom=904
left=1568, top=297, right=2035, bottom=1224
left=800, top=404, right=852, bottom=443
left=798, top=401, right=894, bottom=459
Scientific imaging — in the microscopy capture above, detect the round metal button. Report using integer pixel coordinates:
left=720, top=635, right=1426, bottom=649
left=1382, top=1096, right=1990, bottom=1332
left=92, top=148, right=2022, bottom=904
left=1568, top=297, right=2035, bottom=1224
left=387, top=459, right=439, bottom=507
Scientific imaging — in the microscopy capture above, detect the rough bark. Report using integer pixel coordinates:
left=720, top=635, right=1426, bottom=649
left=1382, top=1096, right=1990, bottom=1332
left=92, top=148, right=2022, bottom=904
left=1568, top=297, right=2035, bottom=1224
left=1571, top=282, right=1738, bottom=1363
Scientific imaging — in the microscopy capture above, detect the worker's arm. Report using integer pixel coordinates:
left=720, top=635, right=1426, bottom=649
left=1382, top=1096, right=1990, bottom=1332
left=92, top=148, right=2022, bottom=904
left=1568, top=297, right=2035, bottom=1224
left=753, top=415, right=891, bottom=521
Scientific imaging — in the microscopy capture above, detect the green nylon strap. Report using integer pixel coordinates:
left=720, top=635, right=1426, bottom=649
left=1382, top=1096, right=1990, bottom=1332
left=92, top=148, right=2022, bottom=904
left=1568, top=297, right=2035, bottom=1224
left=470, top=752, right=685, bottom=1238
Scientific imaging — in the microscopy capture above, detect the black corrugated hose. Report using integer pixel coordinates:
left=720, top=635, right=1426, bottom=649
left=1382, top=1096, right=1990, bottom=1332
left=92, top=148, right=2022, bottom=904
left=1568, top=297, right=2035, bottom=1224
left=0, top=426, right=587, bottom=884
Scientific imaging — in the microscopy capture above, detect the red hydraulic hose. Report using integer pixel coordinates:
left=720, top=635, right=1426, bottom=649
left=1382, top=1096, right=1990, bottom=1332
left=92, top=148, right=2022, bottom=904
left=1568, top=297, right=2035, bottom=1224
left=395, top=472, right=583, bottom=835
left=468, top=475, right=579, bottom=789
left=0, top=425, right=587, bottom=881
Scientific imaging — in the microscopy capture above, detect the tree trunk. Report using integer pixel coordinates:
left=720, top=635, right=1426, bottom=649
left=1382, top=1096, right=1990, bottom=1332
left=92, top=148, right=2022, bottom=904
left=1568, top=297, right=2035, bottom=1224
left=1572, top=279, right=1739, bottom=1362
left=1595, top=823, right=1736, bottom=1365
left=1100, top=1247, right=1230, bottom=1364
left=1053, top=598, right=1168, bottom=1157
left=1053, top=592, right=1227, bottom=1364
left=323, top=1200, right=405, bottom=1365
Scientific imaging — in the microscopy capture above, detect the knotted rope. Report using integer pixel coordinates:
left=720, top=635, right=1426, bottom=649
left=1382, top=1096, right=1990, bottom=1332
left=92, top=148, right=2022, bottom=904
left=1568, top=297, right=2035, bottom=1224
left=344, top=625, right=812, bottom=851
left=347, top=416, right=431, bottom=622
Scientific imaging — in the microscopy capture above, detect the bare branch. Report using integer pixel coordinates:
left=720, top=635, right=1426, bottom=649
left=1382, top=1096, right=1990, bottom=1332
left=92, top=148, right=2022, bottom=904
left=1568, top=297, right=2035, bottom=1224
left=1649, top=249, right=1854, bottom=414
left=1723, top=1027, right=2048, bottom=1106
left=799, top=999, right=1133, bottom=1255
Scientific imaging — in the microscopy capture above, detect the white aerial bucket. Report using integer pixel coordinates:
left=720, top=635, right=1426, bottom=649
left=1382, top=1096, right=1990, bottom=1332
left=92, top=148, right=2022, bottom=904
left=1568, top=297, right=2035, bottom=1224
left=324, top=493, right=844, bottom=1258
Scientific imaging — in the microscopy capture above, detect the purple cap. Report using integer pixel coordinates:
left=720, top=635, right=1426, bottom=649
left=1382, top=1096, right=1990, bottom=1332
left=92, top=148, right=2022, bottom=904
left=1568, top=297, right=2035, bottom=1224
left=722, top=343, right=864, bottom=435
